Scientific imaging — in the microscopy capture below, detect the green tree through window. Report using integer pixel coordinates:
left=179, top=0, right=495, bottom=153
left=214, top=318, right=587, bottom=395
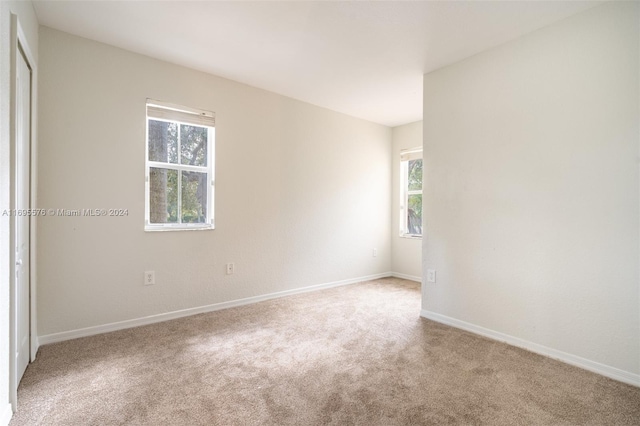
left=400, top=149, right=422, bottom=237
left=406, top=159, right=423, bottom=235
left=146, top=101, right=215, bottom=230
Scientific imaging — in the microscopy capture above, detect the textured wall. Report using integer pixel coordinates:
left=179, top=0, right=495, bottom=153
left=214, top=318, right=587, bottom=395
left=422, top=2, right=639, bottom=375
left=37, top=27, right=391, bottom=336
left=391, top=121, right=422, bottom=280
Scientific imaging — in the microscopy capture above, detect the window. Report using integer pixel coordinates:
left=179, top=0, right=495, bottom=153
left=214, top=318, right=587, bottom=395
left=145, top=100, right=215, bottom=231
left=400, top=148, right=422, bottom=238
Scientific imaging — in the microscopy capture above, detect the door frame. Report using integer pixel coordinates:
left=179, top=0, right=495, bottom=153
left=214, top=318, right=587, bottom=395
left=8, top=12, right=38, bottom=412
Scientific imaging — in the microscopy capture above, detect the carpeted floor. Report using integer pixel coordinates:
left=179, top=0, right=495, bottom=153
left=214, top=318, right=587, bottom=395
left=10, top=278, right=640, bottom=425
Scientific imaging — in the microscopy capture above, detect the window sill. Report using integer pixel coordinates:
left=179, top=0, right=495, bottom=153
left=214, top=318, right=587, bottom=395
left=399, top=234, right=422, bottom=240
left=145, top=224, right=215, bottom=232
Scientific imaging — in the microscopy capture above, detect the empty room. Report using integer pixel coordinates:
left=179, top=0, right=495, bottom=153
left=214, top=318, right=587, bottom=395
left=1, top=0, right=639, bottom=424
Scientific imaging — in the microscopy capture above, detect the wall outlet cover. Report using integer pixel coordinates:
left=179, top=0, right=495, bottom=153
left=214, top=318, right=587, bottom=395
left=144, top=271, right=155, bottom=286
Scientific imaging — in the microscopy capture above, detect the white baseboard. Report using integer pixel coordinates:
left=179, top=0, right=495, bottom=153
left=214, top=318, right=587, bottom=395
left=421, top=310, right=640, bottom=387
left=39, top=272, right=393, bottom=345
left=390, top=272, right=422, bottom=283
left=0, top=404, right=12, bottom=426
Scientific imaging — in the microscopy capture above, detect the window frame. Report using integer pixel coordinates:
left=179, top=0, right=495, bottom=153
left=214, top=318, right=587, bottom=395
left=144, top=100, right=215, bottom=232
left=399, top=147, right=423, bottom=239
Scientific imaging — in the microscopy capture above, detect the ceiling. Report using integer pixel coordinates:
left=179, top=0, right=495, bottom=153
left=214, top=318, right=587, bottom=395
left=32, top=0, right=604, bottom=127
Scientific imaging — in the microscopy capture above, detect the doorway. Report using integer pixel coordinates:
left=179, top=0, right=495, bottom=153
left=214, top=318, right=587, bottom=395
left=9, top=14, right=36, bottom=412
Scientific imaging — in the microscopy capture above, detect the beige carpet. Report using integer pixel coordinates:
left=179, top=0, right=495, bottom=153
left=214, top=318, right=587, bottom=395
left=10, top=278, right=640, bottom=425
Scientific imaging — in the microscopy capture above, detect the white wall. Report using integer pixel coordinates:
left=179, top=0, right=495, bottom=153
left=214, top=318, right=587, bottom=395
left=0, top=1, right=38, bottom=423
left=391, top=121, right=422, bottom=281
left=422, top=1, right=639, bottom=383
left=36, top=27, right=391, bottom=338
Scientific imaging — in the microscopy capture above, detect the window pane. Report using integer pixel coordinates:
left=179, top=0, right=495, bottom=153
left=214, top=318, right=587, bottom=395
left=408, top=159, right=423, bottom=191
left=149, top=168, right=178, bottom=223
left=180, top=124, right=208, bottom=166
left=407, top=194, right=422, bottom=235
left=181, top=171, right=207, bottom=223
left=148, top=120, right=178, bottom=163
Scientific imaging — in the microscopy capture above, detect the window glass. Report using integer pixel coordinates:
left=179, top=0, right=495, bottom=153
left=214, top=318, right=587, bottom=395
left=400, top=150, right=423, bottom=238
left=146, top=100, right=215, bottom=231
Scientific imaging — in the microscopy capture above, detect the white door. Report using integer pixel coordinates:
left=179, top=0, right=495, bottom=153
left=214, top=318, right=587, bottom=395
left=15, top=46, right=31, bottom=383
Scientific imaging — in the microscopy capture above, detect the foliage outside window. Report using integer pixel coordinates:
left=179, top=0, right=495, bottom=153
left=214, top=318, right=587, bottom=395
left=145, top=100, right=215, bottom=231
left=400, top=148, right=422, bottom=237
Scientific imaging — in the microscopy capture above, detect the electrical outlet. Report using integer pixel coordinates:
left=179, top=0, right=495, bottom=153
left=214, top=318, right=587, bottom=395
left=144, top=271, right=155, bottom=286
left=427, top=269, right=436, bottom=283
left=226, top=263, right=234, bottom=275
left=373, top=248, right=378, bottom=257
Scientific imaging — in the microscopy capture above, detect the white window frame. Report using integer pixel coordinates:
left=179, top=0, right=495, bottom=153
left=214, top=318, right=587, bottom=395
left=400, top=147, right=423, bottom=238
left=145, top=99, right=215, bottom=231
